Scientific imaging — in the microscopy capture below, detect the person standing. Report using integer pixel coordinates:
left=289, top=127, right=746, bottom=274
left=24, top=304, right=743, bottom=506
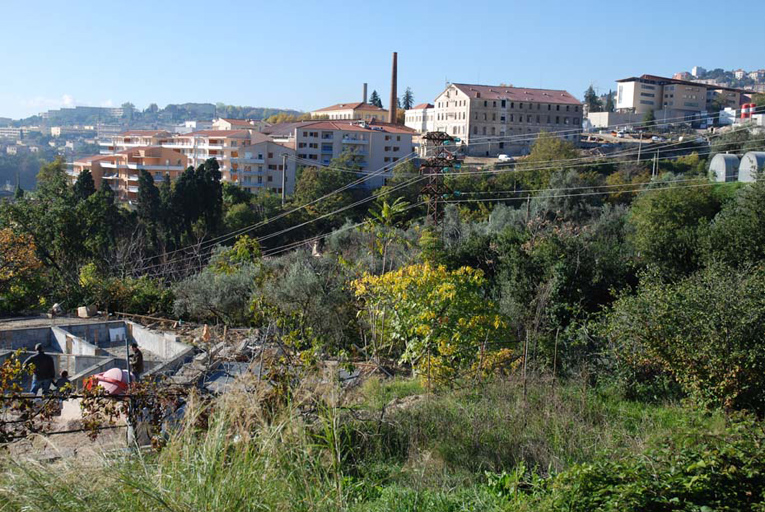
left=129, top=342, right=144, bottom=379
left=23, top=344, right=56, bottom=396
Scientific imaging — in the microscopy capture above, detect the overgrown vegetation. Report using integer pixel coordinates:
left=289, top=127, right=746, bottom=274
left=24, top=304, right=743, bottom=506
left=3, top=128, right=765, bottom=509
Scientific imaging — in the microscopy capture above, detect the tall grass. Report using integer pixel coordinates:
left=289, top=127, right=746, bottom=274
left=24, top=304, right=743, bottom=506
left=0, top=377, right=713, bottom=511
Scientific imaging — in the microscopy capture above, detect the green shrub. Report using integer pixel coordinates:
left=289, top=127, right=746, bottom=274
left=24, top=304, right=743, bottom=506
left=519, top=414, right=765, bottom=511
left=606, top=264, right=765, bottom=415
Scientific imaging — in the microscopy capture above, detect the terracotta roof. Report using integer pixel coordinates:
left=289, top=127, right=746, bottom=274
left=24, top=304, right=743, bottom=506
left=118, top=130, right=172, bottom=137
left=180, top=129, right=251, bottom=138
left=298, top=120, right=415, bottom=135
left=313, top=102, right=387, bottom=113
left=449, top=84, right=581, bottom=105
left=410, top=103, right=434, bottom=110
left=219, top=118, right=255, bottom=127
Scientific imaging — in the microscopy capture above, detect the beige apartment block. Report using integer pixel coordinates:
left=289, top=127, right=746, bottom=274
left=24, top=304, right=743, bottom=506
left=227, top=133, right=296, bottom=195
left=616, top=74, right=748, bottom=120
left=71, top=147, right=188, bottom=203
left=310, top=102, right=388, bottom=122
left=431, top=83, right=582, bottom=156
left=265, top=120, right=415, bottom=189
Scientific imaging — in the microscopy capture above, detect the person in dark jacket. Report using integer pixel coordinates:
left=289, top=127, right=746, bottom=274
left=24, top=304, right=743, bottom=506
left=129, top=342, right=144, bottom=379
left=55, top=370, right=71, bottom=391
left=23, top=344, right=56, bottom=396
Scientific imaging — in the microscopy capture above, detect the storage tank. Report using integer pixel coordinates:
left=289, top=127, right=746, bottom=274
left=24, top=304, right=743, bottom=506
left=739, top=151, right=765, bottom=182
left=709, top=153, right=740, bottom=182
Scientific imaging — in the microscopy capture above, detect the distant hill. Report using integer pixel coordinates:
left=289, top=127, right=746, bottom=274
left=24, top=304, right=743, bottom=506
left=13, top=102, right=303, bottom=127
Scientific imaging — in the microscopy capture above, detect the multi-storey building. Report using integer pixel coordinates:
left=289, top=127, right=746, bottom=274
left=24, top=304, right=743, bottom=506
left=616, top=74, right=748, bottom=121
left=310, top=102, right=388, bottom=122
left=265, top=120, right=415, bottom=189
left=404, top=103, right=435, bottom=133
left=0, top=127, right=23, bottom=139
left=79, top=129, right=296, bottom=201
left=430, top=83, right=582, bottom=156
left=71, top=147, right=189, bottom=203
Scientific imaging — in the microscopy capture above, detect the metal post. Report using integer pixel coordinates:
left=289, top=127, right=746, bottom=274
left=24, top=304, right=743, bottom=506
left=281, top=154, right=287, bottom=205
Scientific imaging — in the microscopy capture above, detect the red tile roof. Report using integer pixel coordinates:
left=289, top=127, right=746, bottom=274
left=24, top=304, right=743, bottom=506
left=410, top=103, right=434, bottom=110
left=313, top=102, right=387, bottom=113
left=180, top=129, right=251, bottom=138
left=297, top=120, right=415, bottom=134
left=219, top=118, right=255, bottom=127
left=450, top=84, right=581, bottom=105
left=118, top=130, right=172, bottom=137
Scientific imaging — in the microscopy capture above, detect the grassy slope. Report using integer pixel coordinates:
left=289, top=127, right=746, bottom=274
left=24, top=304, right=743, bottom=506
left=0, top=378, right=718, bottom=511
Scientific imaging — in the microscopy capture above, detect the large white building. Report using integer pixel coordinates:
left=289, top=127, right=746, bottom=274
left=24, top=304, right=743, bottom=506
left=430, top=83, right=582, bottom=156
left=404, top=103, right=435, bottom=133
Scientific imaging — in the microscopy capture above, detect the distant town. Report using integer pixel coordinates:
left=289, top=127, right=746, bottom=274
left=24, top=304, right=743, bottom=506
left=1, top=61, right=763, bottom=202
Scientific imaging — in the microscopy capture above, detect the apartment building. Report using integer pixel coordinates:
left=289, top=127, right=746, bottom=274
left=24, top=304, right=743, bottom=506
left=431, top=83, right=582, bottom=156
left=71, top=147, right=189, bottom=203
left=0, top=127, right=23, bottom=139
left=616, top=74, right=748, bottom=120
left=265, top=120, right=415, bottom=189
left=404, top=103, right=435, bottom=133
left=83, top=129, right=296, bottom=200
left=310, top=102, right=388, bottom=122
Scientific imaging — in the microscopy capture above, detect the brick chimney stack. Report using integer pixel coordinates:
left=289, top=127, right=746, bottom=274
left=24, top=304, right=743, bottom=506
left=388, top=52, right=397, bottom=124
left=363, top=83, right=368, bottom=104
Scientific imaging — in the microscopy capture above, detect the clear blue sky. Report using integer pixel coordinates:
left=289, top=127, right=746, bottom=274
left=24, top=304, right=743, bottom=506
left=1, top=0, right=763, bottom=119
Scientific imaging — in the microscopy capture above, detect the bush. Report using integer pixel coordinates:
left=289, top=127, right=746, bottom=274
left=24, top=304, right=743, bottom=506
left=606, top=264, right=765, bottom=415
left=520, top=414, right=765, bottom=511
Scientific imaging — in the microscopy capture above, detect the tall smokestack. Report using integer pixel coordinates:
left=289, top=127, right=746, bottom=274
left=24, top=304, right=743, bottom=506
left=389, top=52, right=397, bottom=124
left=363, top=83, right=368, bottom=104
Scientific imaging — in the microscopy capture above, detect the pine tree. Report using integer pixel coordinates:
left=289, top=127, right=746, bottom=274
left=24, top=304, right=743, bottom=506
left=402, top=87, right=414, bottom=110
left=369, top=90, right=383, bottom=109
left=605, top=90, right=615, bottom=112
left=73, top=170, right=96, bottom=202
left=584, top=85, right=602, bottom=113
left=13, top=185, right=24, bottom=200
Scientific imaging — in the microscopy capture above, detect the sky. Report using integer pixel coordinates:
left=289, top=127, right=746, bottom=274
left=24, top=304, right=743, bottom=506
left=1, top=0, right=764, bottom=120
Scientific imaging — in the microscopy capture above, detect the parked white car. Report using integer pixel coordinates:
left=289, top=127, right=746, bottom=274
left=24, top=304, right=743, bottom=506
left=497, top=154, right=511, bottom=161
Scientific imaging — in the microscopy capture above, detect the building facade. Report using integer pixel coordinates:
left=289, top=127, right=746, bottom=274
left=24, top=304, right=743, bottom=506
left=430, top=83, right=582, bottom=156
left=310, top=102, right=388, bottom=122
left=71, top=147, right=189, bottom=203
left=404, top=103, right=435, bottom=133
left=266, top=120, right=416, bottom=189
left=616, top=74, right=748, bottom=121
left=81, top=129, right=297, bottom=201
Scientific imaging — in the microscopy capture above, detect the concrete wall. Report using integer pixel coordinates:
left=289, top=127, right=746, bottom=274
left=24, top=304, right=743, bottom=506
left=63, top=321, right=126, bottom=347
left=0, top=326, right=53, bottom=350
left=126, top=321, right=189, bottom=359
left=51, top=326, right=99, bottom=356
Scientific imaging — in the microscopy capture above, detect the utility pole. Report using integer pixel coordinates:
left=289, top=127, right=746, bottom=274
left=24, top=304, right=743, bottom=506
left=281, top=154, right=288, bottom=206
left=419, top=131, right=463, bottom=229
left=636, top=132, right=642, bottom=162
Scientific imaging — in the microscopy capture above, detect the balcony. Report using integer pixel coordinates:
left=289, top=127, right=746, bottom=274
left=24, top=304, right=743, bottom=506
left=161, top=142, right=193, bottom=149
left=232, top=157, right=265, bottom=164
left=321, top=146, right=334, bottom=153
left=101, top=162, right=185, bottom=171
left=127, top=186, right=139, bottom=194
left=342, top=137, right=366, bottom=144
left=102, top=174, right=119, bottom=180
